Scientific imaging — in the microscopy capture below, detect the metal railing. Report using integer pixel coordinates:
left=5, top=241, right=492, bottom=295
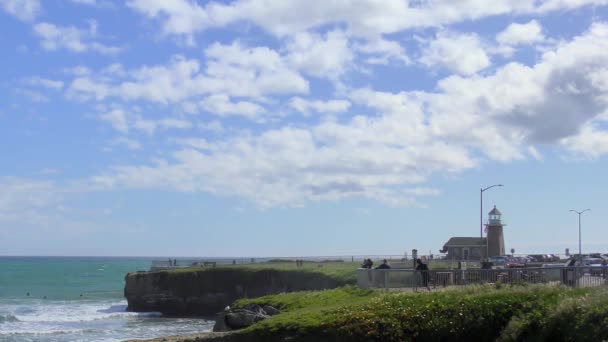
left=358, top=266, right=608, bottom=291
left=149, top=255, right=432, bottom=270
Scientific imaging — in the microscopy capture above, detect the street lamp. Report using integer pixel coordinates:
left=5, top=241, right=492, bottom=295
left=481, top=184, right=503, bottom=259
left=570, top=209, right=590, bottom=257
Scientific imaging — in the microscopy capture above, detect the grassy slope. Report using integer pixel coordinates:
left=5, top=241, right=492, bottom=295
left=229, top=285, right=608, bottom=341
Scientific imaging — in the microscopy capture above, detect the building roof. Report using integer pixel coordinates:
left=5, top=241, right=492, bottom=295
left=489, top=205, right=502, bottom=215
left=442, top=237, right=486, bottom=247
left=440, top=236, right=486, bottom=253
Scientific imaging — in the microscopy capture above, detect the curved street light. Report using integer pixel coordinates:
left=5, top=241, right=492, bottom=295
left=481, top=184, right=503, bottom=259
left=570, top=209, right=590, bottom=257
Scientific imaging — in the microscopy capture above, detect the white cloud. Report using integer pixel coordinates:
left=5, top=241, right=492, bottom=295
left=289, top=97, right=351, bottom=116
left=131, top=117, right=192, bottom=135
left=133, top=119, right=157, bottom=135
left=497, top=20, right=545, bottom=46
left=199, top=120, right=224, bottom=133
left=16, top=88, right=49, bottom=102
left=204, top=42, right=309, bottom=97
left=355, top=37, right=410, bottom=65
left=158, top=118, right=192, bottom=130
left=0, top=0, right=40, bottom=21
left=536, top=0, right=608, bottom=12
left=24, top=76, right=64, bottom=90
left=90, top=122, right=469, bottom=207
left=285, top=30, right=353, bottom=79
left=33, top=22, right=121, bottom=54
left=67, top=43, right=309, bottom=103
left=70, top=0, right=116, bottom=9
left=200, top=94, right=265, bottom=119
left=100, top=109, right=128, bottom=133
left=126, top=0, right=212, bottom=44
left=561, top=123, right=608, bottom=158
left=419, top=31, right=491, bottom=75
left=421, top=22, right=608, bottom=160
left=170, top=137, right=215, bottom=151
left=85, top=21, right=608, bottom=208
left=110, top=137, right=142, bottom=150
left=127, top=0, right=604, bottom=40
left=63, top=66, right=92, bottom=76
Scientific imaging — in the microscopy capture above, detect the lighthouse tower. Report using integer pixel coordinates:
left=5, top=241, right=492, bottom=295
left=486, top=206, right=506, bottom=257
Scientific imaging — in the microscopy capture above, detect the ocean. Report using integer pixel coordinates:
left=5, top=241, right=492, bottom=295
left=0, top=257, right=213, bottom=342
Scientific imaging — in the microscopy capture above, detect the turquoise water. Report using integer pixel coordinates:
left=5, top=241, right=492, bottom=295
left=0, top=257, right=213, bottom=341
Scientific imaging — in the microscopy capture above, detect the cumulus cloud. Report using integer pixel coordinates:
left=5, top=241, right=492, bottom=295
left=126, top=0, right=604, bottom=40
left=561, top=124, right=608, bottom=158
left=0, top=0, right=40, bottom=21
left=24, top=76, right=64, bottom=90
left=497, top=20, right=545, bottom=46
left=289, top=97, right=351, bottom=116
left=285, top=30, right=353, bottom=79
left=33, top=21, right=121, bottom=54
left=200, top=94, right=265, bottom=119
left=67, top=42, right=308, bottom=104
left=204, top=42, right=309, bottom=97
left=354, top=37, right=410, bottom=65
left=422, top=22, right=608, bottom=159
left=87, top=21, right=608, bottom=207
left=109, top=137, right=142, bottom=150
left=90, top=127, right=454, bottom=208
left=419, top=31, right=491, bottom=75
left=100, top=108, right=129, bottom=133
left=130, top=117, right=192, bottom=136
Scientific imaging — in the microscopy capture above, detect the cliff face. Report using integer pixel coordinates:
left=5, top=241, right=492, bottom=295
left=124, top=268, right=352, bottom=316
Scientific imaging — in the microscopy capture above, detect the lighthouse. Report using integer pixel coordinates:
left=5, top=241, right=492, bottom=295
left=486, top=206, right=506, bottom=257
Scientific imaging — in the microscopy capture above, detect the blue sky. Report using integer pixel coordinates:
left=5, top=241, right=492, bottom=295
left=1, top=0, right=608, bottom=257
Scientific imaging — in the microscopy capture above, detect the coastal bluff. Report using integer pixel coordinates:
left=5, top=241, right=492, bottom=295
left=124, top=267, right=355, bottom=316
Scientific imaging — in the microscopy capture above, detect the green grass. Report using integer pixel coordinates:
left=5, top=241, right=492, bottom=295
left=163, top=261, right=358, bottom=284
left=227, top=285, right=608, bottom=341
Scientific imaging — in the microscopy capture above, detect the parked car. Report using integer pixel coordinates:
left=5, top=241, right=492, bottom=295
left=506, top=257, right=527, bottom=268
left=488, top=256, right=509, bottom=268
left=582, top=257, right=605, bottom=266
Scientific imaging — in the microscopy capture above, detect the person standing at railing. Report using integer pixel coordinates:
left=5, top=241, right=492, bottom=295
left=376, top=259, right=391, bottom=269
left=361, top=259, right=373, bottom=269
left=416, top=259, right=431, bottom=292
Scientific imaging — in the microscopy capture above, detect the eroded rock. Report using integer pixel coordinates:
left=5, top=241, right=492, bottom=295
left=212, top=305, right=280, bottom=332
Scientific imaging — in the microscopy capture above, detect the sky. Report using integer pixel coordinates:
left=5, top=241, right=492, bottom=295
left=1, top=0, right=608, bottom=257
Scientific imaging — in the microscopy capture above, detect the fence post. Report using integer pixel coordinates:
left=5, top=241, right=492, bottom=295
left=385, top=270, right=389, bottom=291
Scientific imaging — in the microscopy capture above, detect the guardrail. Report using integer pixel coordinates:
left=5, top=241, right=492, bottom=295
left=358, top=266, right=608, bottom=291
left=150, top=255, right=433, bottom=270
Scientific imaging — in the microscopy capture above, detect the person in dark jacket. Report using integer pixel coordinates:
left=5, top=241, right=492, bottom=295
left=361, top=258, right=374, bottom=269
left=376, top=259, right=391, bottom=269
left=416, top=259, right=431, bottom=292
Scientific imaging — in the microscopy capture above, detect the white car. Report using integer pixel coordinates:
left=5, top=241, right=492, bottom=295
left=582, top=258, right=604, bottom=266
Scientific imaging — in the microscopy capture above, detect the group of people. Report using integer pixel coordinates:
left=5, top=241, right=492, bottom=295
left=361, top=258, right=392, bottom=269
left=360, top=258, right=431, bottom=292
left=295, top=259, right=304, bottom=267
left=360, top=258, right=374, bottom=269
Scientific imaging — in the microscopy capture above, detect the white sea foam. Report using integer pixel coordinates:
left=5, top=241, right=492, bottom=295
left=2, top=300, right=161, bottom=324
left=0, top=300, right=213, bottom=342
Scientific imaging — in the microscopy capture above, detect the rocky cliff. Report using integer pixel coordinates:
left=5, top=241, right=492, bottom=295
left=124, top=268, right=353, bottom=316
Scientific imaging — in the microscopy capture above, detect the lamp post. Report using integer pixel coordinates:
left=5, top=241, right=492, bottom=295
left=481, top=184, right=503, bottom=259
left=570, top=209, right=590, bottom=257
